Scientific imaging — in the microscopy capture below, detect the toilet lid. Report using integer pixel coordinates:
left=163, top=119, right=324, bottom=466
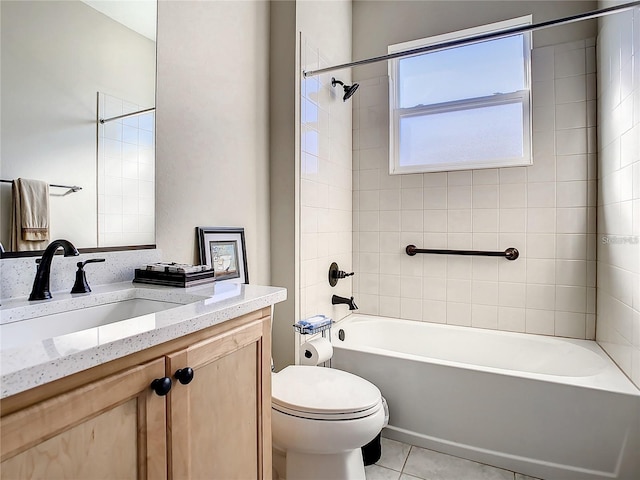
left=272, top=366, right=381, bottom=419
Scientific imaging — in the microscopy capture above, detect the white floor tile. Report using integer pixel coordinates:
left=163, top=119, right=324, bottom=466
left=365, top=464, right=402, bottom=480
left=403, top=446, right=514, bottom=480
left=515, top=474, right=541, bottom=480
left=399, top=475, right=423, bottom=480
left=377, top=437, right=411, bottom=471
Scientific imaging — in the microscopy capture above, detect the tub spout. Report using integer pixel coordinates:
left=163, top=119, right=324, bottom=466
left=332, top=294, right=358, bottom=310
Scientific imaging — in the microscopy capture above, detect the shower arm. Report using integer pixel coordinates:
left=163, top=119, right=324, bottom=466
left=303, top=1, right=640, bottom=78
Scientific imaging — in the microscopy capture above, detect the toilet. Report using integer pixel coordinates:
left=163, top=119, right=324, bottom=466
left=271, top=365, right=385, bottom=480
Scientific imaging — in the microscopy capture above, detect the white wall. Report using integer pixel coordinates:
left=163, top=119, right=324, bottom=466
left=156, top=0, right=270, bottom=287
left=352, top=1, right=599, bottom=339
left=596, top=4, right=640, bottom=387
left=0, top=0, right=155, bottom=250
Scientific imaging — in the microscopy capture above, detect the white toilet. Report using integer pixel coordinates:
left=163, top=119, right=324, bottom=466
left=271, top=365, right=385, bottom=480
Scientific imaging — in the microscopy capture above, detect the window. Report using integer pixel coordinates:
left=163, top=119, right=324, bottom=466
left=389, top=16, right=532, bottom=174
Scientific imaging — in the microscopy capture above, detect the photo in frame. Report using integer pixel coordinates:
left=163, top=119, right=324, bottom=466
left=196, top=227, right=249, bottom=283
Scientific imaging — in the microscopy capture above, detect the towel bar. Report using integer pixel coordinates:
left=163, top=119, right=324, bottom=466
left=1, top=179, right=82, bottom=194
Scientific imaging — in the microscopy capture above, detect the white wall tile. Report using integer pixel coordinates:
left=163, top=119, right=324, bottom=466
left=526, top=259, right=556, bottom=284
left=401, top=188, right=424, bottom=210
left=498, top=306, right=526, bottom=332
left=448, top=186, right=472, bottom=209
left=555, top=311, right=586, bottom=338
left=557, top=181, right=587, bottom=207
left=555, top=75, right=586, bottom=103
left=499, top=183, right=527, bottom=208
left=525, top=308, right=555, bottom=335
left=447, top=278, right=471, bottom=303
left=527, top=208, right=557, bottom=233
left=556, top=285, right=586, bottom=313
left=379, top=296, right=401, bottom=317
left=555, top=47, right=586, bottom=78
left=423, top=187, right=448, bottom=209
left=472, top=304, right=498, bottom=329
left=422, top=300, right=446, bottom=323
left=472, top=281, right=499, bottom=305
left=526, top=284, right=556, bottom=311
left=472, top=185, right=499, bottom=209
left=526, top=233, right=555, bottom=258
left=424, top=210, right=448, bottom=233
left=499, top=282, right=526, bottom=308
left=401, top=297, right=422, bottom=320
left=556, top=155, right=588, bottom=181
left=447, top=302, right=472, bottom=326
left=447, top=210, right=472, bottom=232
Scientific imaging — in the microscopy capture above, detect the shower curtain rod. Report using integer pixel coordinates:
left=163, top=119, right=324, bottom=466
left=99, top=107, right=155, bottom=124
left=303, top=1, right=640, bottom=78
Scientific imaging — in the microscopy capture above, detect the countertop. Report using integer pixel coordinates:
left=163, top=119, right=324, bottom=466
left=0, top=281, right=287, bottom=398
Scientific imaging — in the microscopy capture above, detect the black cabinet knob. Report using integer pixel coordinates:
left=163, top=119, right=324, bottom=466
left=174, top=367, right=194, bottom=385
left=150, top=377, right=172, bottom=396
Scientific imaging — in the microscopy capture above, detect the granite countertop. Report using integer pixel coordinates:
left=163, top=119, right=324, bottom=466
left=0, top=281, right=287, bottom=398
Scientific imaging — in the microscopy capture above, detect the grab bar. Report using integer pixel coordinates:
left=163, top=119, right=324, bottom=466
left=406, top=245, right=519, bottom=261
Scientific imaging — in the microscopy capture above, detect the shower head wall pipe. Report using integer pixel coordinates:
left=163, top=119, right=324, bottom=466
left=331, top=77, right=360, bottom=102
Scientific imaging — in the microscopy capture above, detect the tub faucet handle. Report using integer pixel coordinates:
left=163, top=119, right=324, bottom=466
left=329, top=262, right=355, bottom=287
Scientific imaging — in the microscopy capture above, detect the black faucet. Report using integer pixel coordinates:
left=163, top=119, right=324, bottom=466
left=29, top=239, right=79, bottom=301
left=332, top=294, right=358, bottom=310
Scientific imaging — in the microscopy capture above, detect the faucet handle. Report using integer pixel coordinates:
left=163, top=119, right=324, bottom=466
left=71, top=258, right=105, bottom=294
left=336, top=270, right=354, bottom=279
left=77, top=258, right=106, bottom=268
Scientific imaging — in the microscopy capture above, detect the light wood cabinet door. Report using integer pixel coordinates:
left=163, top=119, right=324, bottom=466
left=0, top=358, right=167, bottom=480
left=167, top=315, right=271, bottom=480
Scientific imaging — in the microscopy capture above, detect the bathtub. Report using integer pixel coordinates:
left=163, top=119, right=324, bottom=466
left=331, top=315, right=640, bottom=480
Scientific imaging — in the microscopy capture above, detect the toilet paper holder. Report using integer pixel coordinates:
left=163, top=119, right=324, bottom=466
left=294, top=316, right=334, bottom=367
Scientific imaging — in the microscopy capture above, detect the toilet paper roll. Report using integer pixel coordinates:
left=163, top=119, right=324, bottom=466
left=300, top=337, right=333, bottom=365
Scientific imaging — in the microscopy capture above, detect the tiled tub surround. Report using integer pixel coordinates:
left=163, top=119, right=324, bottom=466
left=596, top=7, right=640, bottom=386
left=352, top=39, right=598, bottom=340
left=333, top=314, right=640, bottom=480
left=299, top=38, right=354, bottom=323
left=0, top=281, right=286, bottom=398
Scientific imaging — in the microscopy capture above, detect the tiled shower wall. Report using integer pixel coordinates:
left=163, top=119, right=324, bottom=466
left=98, top=93, right=155, bottom=248
left=299, top=38, right=354, bottom=323
left=352, top=39, right=598, bottom=339
left=596, top=7, right=640, bottom=386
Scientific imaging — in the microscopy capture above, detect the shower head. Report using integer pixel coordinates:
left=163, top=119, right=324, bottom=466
left=331, top=77, right=359, bottom=102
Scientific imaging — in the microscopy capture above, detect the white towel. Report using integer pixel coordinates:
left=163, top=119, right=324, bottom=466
left=10, top=178, right=49, bottom=251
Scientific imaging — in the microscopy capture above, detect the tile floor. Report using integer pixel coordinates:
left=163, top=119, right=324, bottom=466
left=365, top=438, right=541, bottom=480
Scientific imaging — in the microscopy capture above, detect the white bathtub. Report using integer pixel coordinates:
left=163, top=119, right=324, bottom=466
left=331, top=315, right=640, bottom=480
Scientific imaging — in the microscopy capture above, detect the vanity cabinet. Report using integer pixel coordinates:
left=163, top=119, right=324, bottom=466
left=0, top=308, right=272, bottom=480
left=0, top=358, right=167, bottom=479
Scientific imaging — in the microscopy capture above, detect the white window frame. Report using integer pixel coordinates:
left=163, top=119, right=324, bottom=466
left=388, top=16, right=533, bottom=175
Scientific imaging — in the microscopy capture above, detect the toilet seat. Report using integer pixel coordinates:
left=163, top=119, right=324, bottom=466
left=272, top=365, right=382, bottom=420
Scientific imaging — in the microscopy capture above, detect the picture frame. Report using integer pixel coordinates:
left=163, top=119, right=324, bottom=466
left=196, top=227, right=249, bottom=284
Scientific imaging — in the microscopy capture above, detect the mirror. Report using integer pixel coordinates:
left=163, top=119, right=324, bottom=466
left=0, top=0, right=156, bottom=255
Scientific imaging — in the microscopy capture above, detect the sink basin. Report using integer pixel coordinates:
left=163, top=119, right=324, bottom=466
left=1, top=298, right=184, bottom=350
